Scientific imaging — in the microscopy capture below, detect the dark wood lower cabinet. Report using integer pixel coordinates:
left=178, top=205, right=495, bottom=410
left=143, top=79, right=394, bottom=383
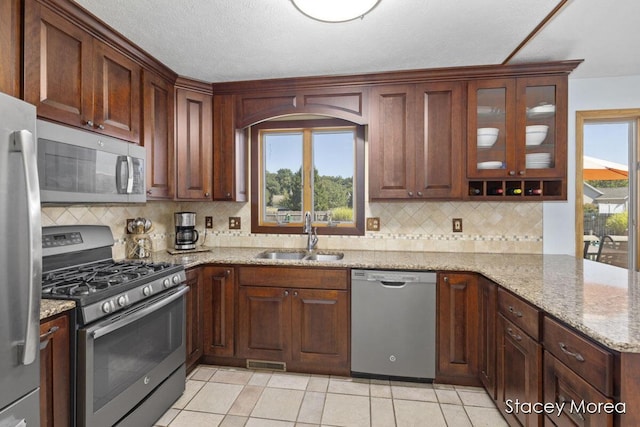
left=478, top=276, right=497, bottom=399
left=185, top=267, right=204, bottom=372
left=203, top=266, right=236, bottom=358
left=436, top=272, right=480, bottom=385
left=236, top=266, right=349, bottom=376
left=496, top=314, right=542, bottom=427
left=237, top=285, right=349, bottom=375
left=40, top=313, right=71, bottom=427
left=237, top=286, right=291, bottom=362
left=543, top=351, right=613, bottom=427
left=289, top=288, right=348, bottom=370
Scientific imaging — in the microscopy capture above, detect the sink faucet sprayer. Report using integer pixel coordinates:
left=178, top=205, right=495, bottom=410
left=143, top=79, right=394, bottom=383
left=304, top=211, right=318, bottom=251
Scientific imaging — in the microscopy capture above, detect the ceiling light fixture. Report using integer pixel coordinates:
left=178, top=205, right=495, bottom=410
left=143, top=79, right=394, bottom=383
left=291, top=0, right=381, bottom=23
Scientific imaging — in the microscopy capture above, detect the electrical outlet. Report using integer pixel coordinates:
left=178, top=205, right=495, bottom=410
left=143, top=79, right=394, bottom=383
left=366, top=217, right=381, bottom=231
left=452, top=218, right=463, bottom=233
left=205, top=216, right=213, bottom=229
left=229, top=217, right=241, bottom=230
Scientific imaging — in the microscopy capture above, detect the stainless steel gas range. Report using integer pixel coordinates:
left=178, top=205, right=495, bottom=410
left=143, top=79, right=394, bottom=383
left=42, top=225, right=187, bottom=427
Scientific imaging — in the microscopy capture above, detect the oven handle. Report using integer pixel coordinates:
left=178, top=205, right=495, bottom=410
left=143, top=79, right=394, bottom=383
left=90, top=285, right=188, bottom=339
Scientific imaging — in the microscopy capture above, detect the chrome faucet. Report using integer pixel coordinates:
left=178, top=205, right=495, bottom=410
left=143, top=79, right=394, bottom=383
left=303, top=211, right=318, bottom=251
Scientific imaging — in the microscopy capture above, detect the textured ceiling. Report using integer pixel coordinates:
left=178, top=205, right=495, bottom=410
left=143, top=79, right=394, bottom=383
left=73, top=0, right=639, bottom=82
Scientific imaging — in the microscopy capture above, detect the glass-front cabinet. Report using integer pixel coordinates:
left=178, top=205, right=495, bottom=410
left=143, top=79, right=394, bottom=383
left=466, top=75, right=567, bottom=199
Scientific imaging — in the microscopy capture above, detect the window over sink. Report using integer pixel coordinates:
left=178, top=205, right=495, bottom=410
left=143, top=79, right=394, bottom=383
left=250, top=117, right=365, bottom=235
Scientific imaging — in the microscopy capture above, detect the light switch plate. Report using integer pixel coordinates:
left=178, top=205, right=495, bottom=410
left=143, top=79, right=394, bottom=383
left=229, top=217, right=241, bottom=230
left=452, top=218, right=463, bottom=233
left=366, top=217, right=381, bottom=231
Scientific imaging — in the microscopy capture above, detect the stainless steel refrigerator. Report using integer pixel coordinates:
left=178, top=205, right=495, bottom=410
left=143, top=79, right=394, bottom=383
left=0, top=92, right=42, bottom=426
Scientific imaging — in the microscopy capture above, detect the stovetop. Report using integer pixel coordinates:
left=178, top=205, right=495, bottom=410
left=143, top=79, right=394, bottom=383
left=42, top=259, right=179, bottom=302
left=41, top=225, right=187, bottom=325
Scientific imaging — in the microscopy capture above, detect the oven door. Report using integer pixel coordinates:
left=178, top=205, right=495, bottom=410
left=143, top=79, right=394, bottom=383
left=78, top=285, right=187, bottom=427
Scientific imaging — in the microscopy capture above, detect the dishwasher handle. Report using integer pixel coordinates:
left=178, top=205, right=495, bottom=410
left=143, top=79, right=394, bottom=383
left=380, top=281, right=407, bottom=288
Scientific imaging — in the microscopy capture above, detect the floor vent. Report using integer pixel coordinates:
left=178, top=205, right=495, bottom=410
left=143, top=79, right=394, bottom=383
left=246, top=359, right=286, bottom=372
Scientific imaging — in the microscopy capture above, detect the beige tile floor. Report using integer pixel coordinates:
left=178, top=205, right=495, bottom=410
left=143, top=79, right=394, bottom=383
left=154, top=365, right=509, bottom=427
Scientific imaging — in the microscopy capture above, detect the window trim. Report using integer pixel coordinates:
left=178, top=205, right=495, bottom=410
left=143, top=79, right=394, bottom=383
left=250, top=118, right=365, bottom=236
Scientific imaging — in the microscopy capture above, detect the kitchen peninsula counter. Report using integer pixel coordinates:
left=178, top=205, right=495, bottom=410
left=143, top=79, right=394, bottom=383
left=149, top=246, right=640, bottom=354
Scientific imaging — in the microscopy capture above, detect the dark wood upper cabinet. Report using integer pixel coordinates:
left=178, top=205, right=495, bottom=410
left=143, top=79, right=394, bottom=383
left=368, top=81, right=463, bottom=200
left=213, top=94, right=247, bottom=201
left=233, top=86, right=368, bottom=128
left=143, top=70, right=175, bottom=199
left=175, top=81, right=213, bottom=200
left=24, top=1, right=94, bottom=128
left=92, top=40, right=141, bottom=142
left=24, top=0, right=142, bottom=142
left=0, top=0, right=22, bottom=97
left=466, top=74, right=569, bottom=199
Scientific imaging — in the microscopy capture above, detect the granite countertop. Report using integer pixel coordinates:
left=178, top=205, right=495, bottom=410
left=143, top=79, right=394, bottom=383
left=147, top=246, right=640, bottom=354
left=40, top=299, right=75, bottom=321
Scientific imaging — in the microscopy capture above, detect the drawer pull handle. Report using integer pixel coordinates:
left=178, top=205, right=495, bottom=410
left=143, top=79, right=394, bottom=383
left=506, top=327, right=522, bottom=342
left=508, top=306, right=523, bottom=317
left=559, top=342, right=585, bottom=362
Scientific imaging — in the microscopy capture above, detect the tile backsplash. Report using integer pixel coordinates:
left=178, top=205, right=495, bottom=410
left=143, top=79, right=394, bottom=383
left=42, top=200, right=542, bottom=259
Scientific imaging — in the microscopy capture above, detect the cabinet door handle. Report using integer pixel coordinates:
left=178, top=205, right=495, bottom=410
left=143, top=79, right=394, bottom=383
left=293, top=291, right=298, bottom=297
left=39, top=325, right=60, bottom=350
left=204, top=192, right=210, bottom=197
left=97, top=124, right=105, bottom=130
left=226, top=192, right=232, bottom=198
left=443, top=276, right=448, bottom=283
left=408, top=191, right=413, bottom=196
left=559, top=342, right=585, bottom=362
left=85, top=120, right=94, bottom=127
left=506, top=327, right=522, bottom=342
left=284, top=290, right=289, bottom=297
left=519, top=170, right=525, bottom=175
left=417, top=191, right=423, bottom=196
left=508, top=306, right=523, bottom=318
left=509, top=170, right=516, bottom=176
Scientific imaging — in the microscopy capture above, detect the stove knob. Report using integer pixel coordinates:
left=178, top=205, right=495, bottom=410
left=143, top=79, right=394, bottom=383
left=163, top=278, right=170, bottom=288
left=143, top=286, right=152, bottom=296
left=172, top=274, right=181, bottom=284
left=101, top=301, right=112, bottom=314
left=117, top=296, right=127, bottom=307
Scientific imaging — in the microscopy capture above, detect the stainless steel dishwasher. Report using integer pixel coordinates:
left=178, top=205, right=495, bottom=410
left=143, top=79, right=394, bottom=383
left=351, top=269, right=436, bottom=381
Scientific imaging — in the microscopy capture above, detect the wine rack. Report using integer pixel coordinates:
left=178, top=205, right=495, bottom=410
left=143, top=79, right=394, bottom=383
left=466, top=180, right=564, bottom=200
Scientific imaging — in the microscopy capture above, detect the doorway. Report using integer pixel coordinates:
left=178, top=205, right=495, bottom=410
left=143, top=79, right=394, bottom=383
left=576, top=110, right=640, bottom=270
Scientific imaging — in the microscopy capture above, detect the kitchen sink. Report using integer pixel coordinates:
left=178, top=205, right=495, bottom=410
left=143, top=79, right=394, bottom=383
left=255, top=250, right=344, bottom=261
left=303, top=252, right=344, bottom=261
left=256, top=250, right=307, bottom=260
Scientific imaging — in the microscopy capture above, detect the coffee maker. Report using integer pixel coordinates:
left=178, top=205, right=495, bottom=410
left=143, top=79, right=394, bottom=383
left=174, top=212, right=199, bottom=250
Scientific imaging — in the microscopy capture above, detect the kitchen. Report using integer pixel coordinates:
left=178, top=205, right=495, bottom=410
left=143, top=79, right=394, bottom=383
left=2, top=0, right=640, bottom=426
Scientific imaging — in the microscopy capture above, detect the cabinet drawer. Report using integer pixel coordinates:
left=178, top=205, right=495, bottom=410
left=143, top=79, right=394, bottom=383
left=543, top=351, right=613, bottom=427
left=543, top=317, right=613, bottom=396
left=498, top=288, right=541, bottom=340
left=238, top=266, right=348, bottom=290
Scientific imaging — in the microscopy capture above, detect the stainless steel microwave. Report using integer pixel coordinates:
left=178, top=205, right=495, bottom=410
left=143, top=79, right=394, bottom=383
left=36, top=120, right=146, bottom=203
